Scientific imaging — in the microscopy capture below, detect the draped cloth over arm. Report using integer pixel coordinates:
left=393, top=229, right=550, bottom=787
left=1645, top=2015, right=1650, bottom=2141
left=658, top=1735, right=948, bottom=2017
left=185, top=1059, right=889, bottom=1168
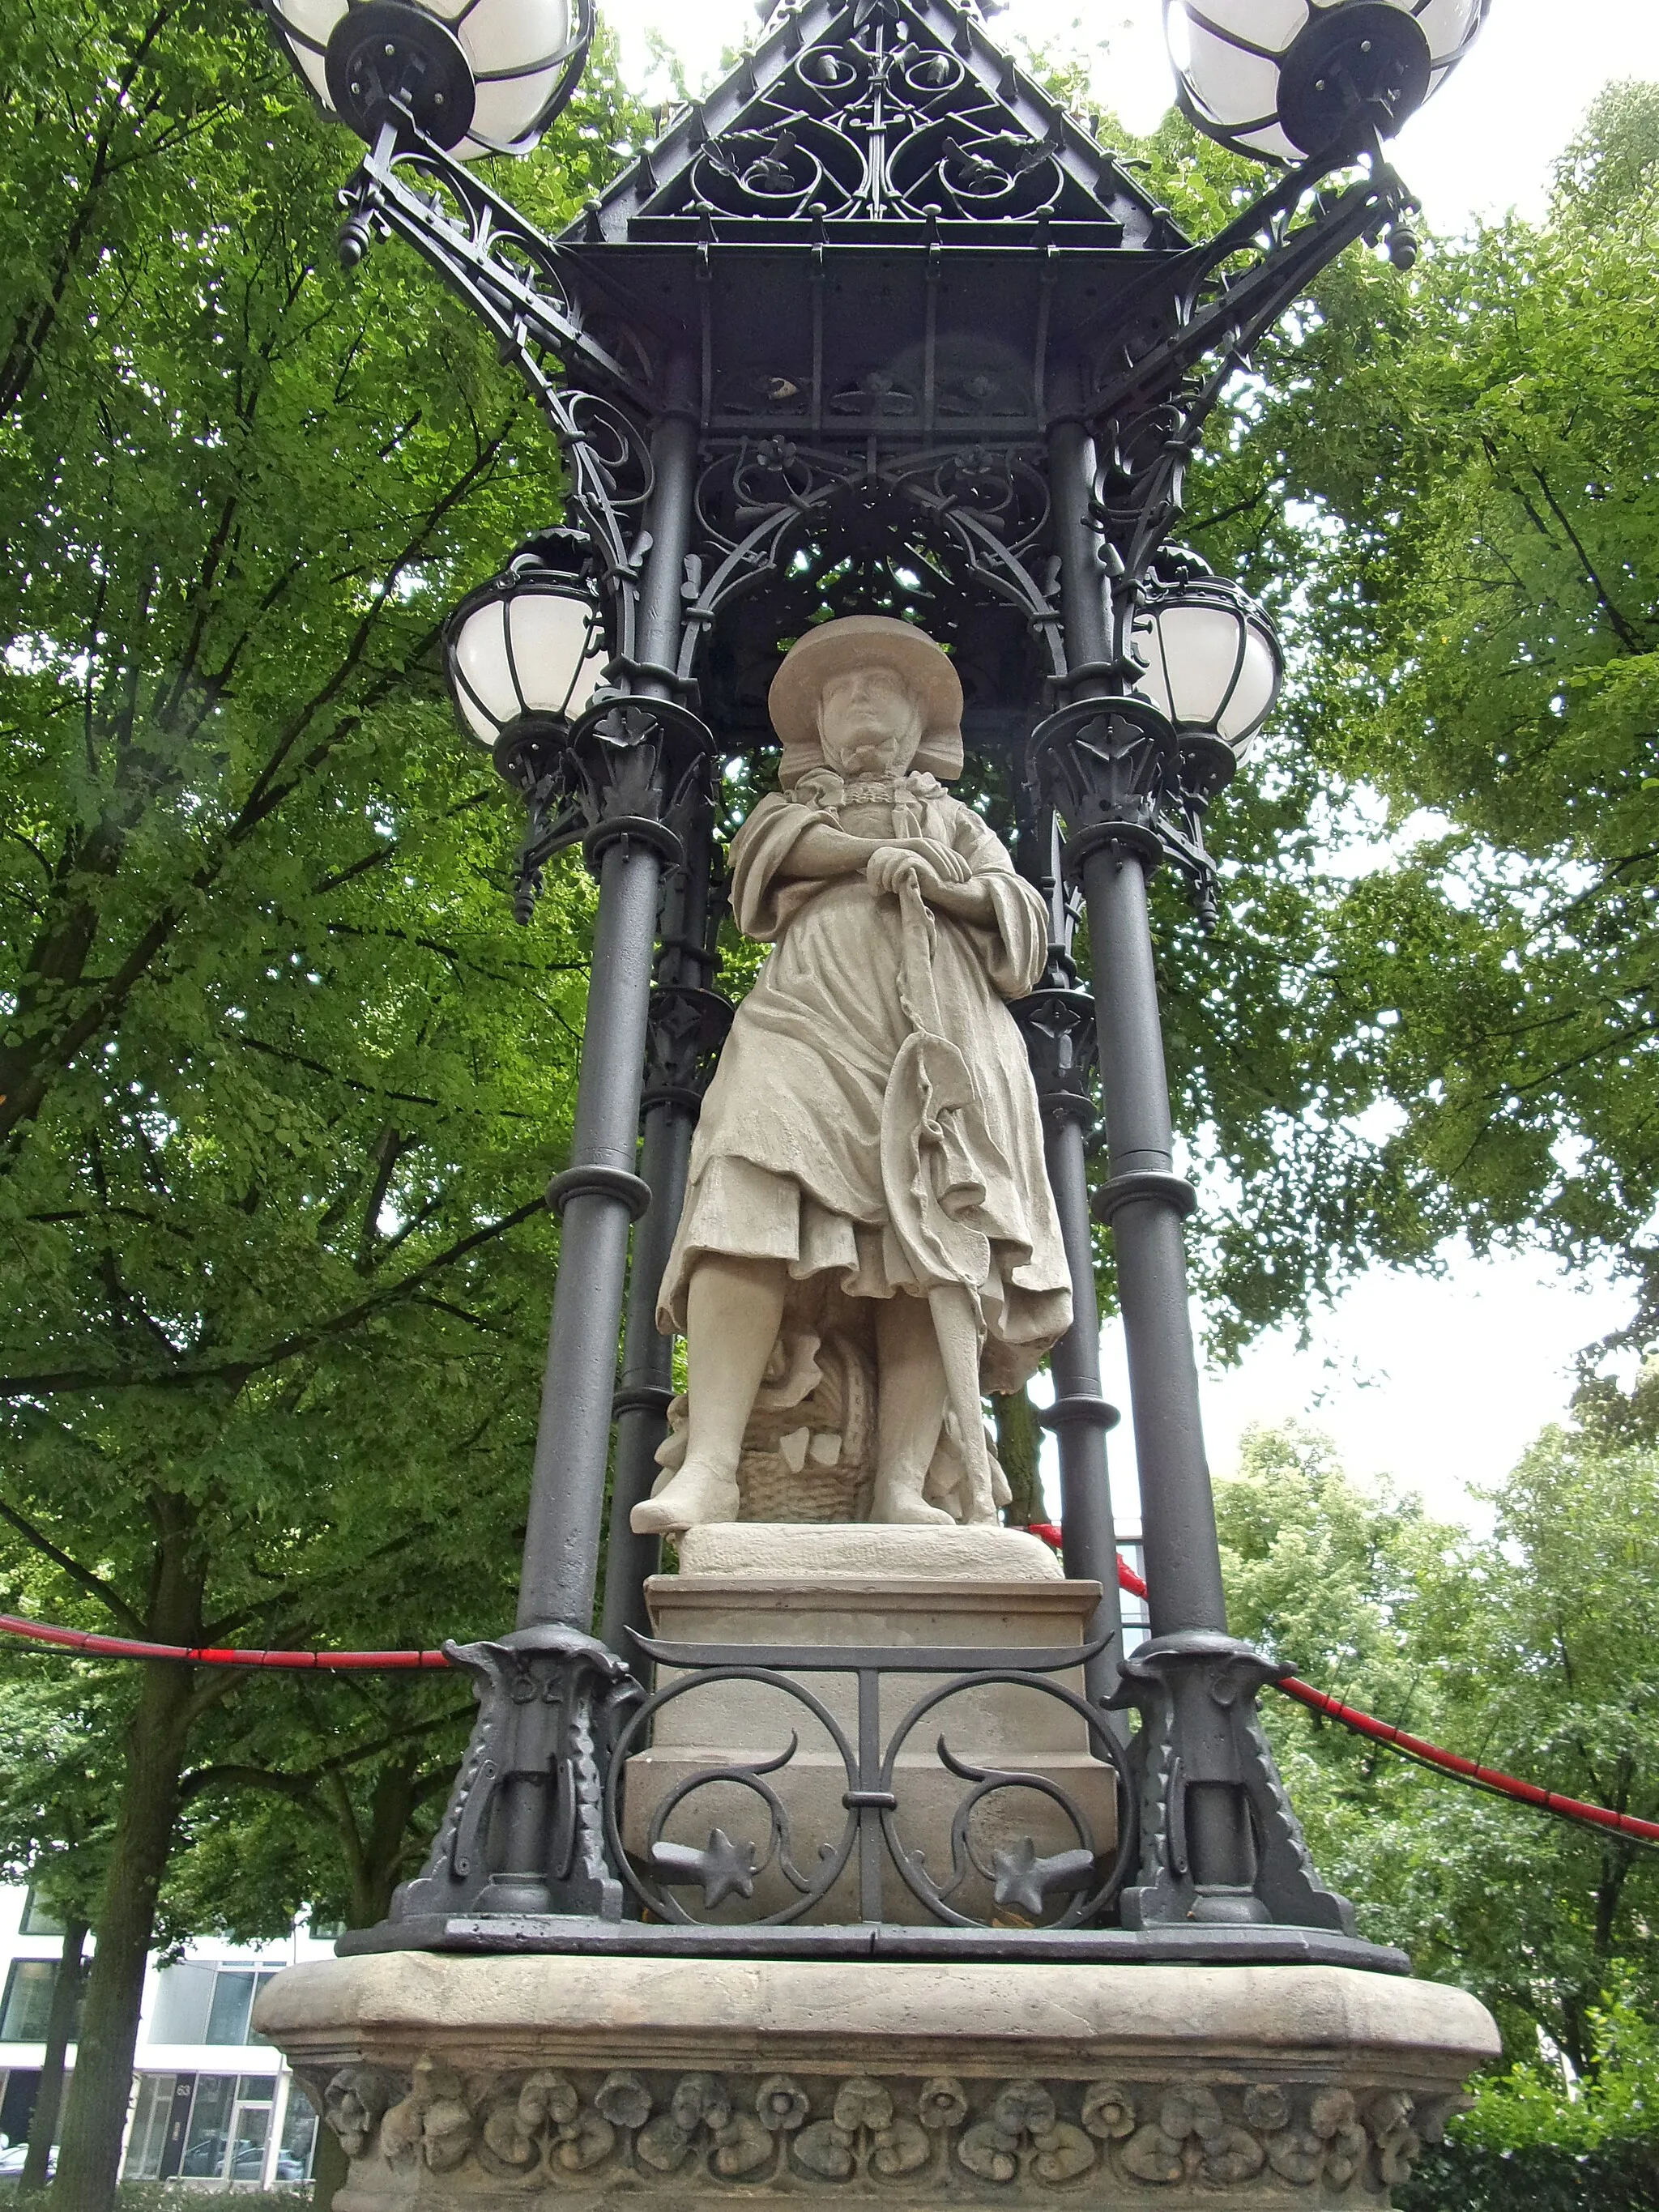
left=657, top=771, right=1072, bottom=1393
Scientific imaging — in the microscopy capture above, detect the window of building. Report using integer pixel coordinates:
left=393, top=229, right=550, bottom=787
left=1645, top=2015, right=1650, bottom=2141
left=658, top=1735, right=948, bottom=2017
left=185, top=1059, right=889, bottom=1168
left=148, top=1965, right=279, bottom=2048
left=18, top=1891, right=64, bottom=1939
left=205, top=1971, right=276, bottom=2048
left=0, top=2069, right=41, bottom=2150
left=0, top=1963, right=57, bottom=2044
left=179, top=2074, right=236, bottom=2180
left=147, top=1964, right=213, bottom=2046
left=123, top=2075, right=181, bottom=2180
left=275, top=2082, right=318, bottom=2184
left=228, top=2078, right=275, bottom=2184
left=177, top=2073, right=277, bottom=2184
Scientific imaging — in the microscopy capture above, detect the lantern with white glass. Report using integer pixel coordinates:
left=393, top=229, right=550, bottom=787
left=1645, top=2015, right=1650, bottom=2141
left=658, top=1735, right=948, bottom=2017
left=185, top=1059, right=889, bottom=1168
left=1126, top=552, right=1282, bottom=915
left=1165, top=0, right=1489, bottom=163
left=446, top=533, right=609, bottom=785
left=260, top=0, right=593, bottom=156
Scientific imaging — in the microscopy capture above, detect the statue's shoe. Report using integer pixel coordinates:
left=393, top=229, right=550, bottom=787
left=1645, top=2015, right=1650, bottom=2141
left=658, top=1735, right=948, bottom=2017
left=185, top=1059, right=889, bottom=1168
left=631, top=1464, right=742, bottom=1535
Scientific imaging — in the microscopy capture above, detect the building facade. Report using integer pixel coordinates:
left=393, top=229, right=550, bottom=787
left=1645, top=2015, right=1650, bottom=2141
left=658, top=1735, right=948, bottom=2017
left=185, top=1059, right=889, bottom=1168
left=0, top=1887, right=330, bottom=2189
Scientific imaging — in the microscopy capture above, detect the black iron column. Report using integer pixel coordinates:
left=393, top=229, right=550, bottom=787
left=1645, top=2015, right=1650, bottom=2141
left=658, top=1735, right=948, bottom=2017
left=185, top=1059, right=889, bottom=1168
left=518, top=352, right=702, bottom=1633
left=1034, top=378, right=1358, bottom=1937
left=601, top=792, right=729, bottom=1658
left=1044, top=392, right=1225, bottom=1641
left=1016, top=929, right=1125, bottom=1709
left=377, top=354, right=706, bottom=1936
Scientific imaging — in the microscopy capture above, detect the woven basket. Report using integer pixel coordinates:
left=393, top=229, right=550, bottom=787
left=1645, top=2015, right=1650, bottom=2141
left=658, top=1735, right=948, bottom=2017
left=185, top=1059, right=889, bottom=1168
left=737, top=1453, right=873, bottom=1524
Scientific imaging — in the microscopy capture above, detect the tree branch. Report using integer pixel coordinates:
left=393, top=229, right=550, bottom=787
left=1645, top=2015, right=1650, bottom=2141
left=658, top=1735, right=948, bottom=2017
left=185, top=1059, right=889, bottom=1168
left=0, top=1195, right=548, bottom=1395
left=0, top=1499, right=144, bottom=1634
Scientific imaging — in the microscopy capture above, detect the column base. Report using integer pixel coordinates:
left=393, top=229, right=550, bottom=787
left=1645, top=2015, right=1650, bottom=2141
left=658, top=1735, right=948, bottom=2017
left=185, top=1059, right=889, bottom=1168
left=257, top=1950, right=1498, bottom=2210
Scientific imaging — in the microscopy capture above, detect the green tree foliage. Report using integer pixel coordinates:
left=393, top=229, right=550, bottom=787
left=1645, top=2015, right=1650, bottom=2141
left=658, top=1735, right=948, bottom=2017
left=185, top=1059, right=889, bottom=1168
left=1399, top=2137, right=1659, bottom=2212
left=0, top=1, right=648, bottom=2204
left=1398, top=1992, right=1659, bottom=2205
left=1193, top=82, right=1659, bottom=1348
left=1218, top=1404, right=1659, bottom=2079
left=1218, top=1411, right=1659, bottom=2197
left=983, top=75, right=1659, bottom=1356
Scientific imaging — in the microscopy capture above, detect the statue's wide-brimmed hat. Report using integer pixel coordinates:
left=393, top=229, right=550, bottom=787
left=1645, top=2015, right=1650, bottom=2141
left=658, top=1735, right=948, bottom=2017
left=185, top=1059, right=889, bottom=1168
left=769, top=615, right=964, bottom=786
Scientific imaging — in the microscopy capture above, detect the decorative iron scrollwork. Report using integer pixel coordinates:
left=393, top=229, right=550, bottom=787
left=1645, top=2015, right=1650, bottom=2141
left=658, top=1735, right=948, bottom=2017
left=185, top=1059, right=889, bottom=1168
left=645, top=11, right=1080, bottom=230
left=878, top=1670, right=1134, bottom=1929
left=602, top=1632, right=1135, bottom=1933
left=608, top=1665, right=862, bottom=1926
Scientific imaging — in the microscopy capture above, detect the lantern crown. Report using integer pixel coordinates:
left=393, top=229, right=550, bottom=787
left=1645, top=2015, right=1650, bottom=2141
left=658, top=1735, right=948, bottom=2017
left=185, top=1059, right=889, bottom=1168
left=262, top=0, right=593, bottom=159
left=1166, top=0, right=1491, bottom=164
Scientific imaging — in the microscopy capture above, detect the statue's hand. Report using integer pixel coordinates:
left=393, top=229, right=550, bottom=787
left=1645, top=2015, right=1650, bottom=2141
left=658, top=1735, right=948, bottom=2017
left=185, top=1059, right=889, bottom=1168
left=868, top=846, right=932, bottom=900
left=909, top=838, right=972, bottom=884
left=868, top=845, right=997, bottom=927
left=866, top=846, right=981, bottom=911
left=868, top=840, right=969, bottom=893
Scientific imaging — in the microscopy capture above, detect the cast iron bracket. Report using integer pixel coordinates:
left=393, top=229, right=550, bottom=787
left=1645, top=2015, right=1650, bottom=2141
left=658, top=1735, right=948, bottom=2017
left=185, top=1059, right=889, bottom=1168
left=390, top=1623, right=642, bottom=1924
left=1111, top=1631, right=1358, bottom=1936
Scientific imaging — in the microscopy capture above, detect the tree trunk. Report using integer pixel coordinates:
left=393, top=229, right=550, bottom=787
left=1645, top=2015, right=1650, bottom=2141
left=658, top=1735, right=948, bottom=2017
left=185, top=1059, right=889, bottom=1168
left=992, top=1385, right=1043, bottom=1528
left=354, top=1762, right=427, bottom=1930
left=311, top=1758, right=427, bottom=2212
left=50, top=1661, right=194, bottom=2212
left=51, top=1504, right=204, bottom=2212
left=20, top=1917, right=87, bottom=2197
left=309, top=2115, right=349, bottom=2212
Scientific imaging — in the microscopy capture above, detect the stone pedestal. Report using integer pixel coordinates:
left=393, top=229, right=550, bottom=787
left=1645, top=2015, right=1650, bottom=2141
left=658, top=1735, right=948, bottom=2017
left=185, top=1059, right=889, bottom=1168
left=255, top=1950, right=1499, bottom=2211
left=622, top=1524, right=1116, bottom=1924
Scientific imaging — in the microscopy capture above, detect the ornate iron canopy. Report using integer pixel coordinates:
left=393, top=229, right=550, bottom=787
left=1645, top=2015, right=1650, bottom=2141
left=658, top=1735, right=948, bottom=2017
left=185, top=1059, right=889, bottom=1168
left=258, top=0, right=1487, bottom=1967
left=335, top=0, right=1414, bottom=833
left=539, top=0, right=1198, bottom=761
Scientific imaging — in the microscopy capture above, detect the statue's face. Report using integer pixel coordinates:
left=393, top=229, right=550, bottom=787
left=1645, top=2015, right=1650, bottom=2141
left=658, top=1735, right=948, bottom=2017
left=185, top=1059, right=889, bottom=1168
left=817, top=665, right=923, bottom=777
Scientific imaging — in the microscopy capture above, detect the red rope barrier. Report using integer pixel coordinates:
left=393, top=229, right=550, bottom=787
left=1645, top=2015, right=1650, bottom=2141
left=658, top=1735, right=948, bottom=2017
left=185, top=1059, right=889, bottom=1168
left=2, top=1541, right=1655, bottom=1848
left=1025, top=1529, right=1658, bottom=1848
left=0, top=1614, right=450, bottom=1671
left=1275, top=1676, right=1659, bottom=1845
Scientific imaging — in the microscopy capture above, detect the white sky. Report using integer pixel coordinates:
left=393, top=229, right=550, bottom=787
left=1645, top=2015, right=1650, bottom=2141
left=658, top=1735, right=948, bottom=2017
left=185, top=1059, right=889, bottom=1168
left=596, top=0, right=1655, bottom=1524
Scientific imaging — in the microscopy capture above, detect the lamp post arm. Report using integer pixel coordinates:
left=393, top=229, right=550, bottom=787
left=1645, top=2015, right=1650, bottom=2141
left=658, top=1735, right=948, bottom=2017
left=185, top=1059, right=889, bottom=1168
left=1085, top=116, right=1413, bottom=381
left=335, top=124, right=659, bottom=416
left=1085, top=145, right=1414, bottom=595
left=1093, top=163, right=1408, bottom=439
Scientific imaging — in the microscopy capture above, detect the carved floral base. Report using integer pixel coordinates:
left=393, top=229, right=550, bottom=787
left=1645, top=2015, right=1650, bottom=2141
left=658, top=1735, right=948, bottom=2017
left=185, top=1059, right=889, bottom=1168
left=254, top=1951, right=1499, bottom=2211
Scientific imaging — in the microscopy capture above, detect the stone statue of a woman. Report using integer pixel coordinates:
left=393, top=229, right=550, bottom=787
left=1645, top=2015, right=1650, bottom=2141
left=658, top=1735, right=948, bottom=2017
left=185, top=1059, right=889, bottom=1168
left=633, top=615, right=1073, bottom=1536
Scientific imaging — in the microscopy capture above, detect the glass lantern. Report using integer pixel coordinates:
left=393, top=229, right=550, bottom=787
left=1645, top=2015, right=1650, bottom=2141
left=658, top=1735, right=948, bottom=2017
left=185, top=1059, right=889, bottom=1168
left=1128, top=555, right=1282, bottom=797
left=446, top=535, right=609, bottom=778
left=1164, top=0, right=1490, bottom=162
left=262, top=0, right=592, bottom=157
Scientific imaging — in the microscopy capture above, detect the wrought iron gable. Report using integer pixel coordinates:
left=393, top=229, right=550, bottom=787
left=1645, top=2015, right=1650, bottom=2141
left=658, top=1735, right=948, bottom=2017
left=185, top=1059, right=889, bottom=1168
left=574, top=0, right=1182, bottom=247
left=549, top=0, right=1192, bottom=462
